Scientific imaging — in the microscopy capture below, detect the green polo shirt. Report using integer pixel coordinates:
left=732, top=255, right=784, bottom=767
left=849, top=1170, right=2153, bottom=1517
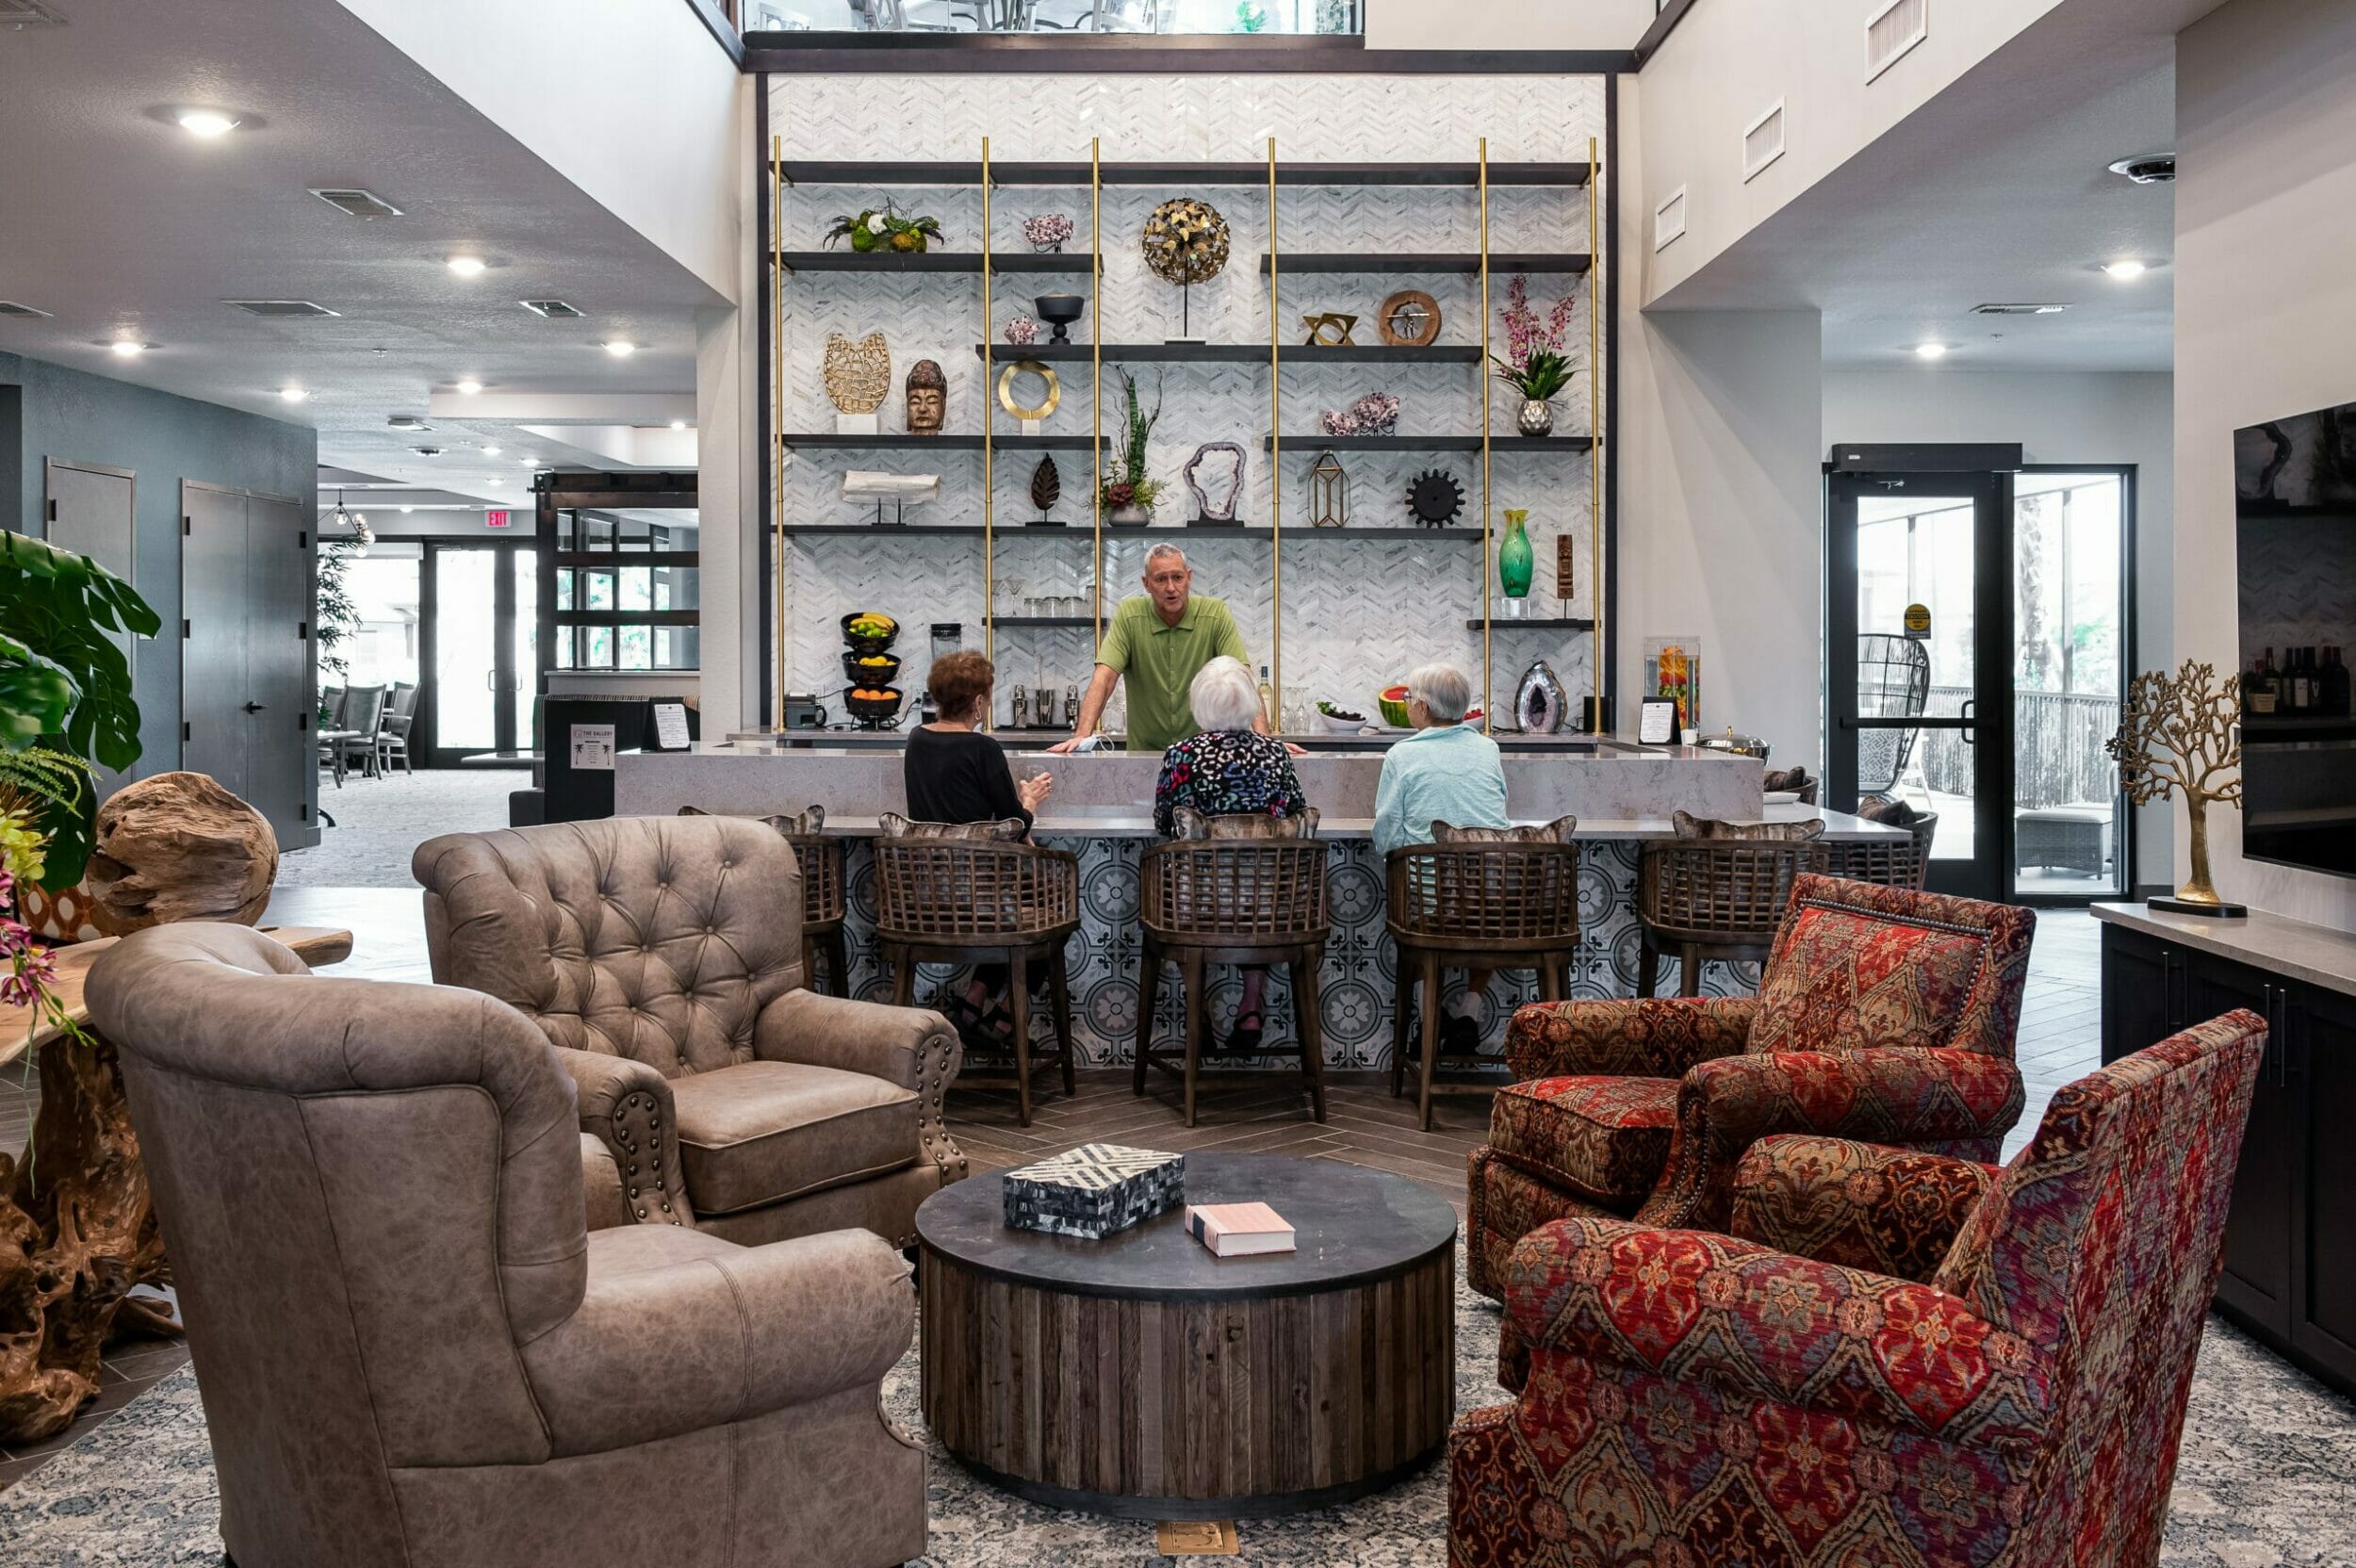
left=1094, top=592, right=1252, bottom=752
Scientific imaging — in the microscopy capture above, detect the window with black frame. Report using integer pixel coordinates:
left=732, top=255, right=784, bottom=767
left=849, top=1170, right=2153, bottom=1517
left=550, top=507, right=701, bottom=673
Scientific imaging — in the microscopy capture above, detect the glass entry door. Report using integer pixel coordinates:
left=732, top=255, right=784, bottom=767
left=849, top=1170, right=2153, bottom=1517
left=1826, top=471, right=2012, bottom=900
left=422, top=540, right=538, bottom=766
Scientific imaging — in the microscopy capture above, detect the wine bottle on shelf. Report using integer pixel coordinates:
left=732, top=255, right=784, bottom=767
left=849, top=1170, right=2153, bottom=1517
left=2329, top=646, right=2352, bottom=717
left=1257, top=663, right=1276, bottom=733
left=2253, top=647, right=2277, bottom=710
left=2296, top=648, right=2315, bottom=712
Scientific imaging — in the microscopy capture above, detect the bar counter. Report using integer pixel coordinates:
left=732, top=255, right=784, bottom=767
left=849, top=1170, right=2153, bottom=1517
left=616, top=737, right=1901, bottom=1071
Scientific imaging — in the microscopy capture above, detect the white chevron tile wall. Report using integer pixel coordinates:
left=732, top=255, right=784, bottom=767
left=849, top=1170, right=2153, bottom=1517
left=767, top=72, right=1609, bottom=729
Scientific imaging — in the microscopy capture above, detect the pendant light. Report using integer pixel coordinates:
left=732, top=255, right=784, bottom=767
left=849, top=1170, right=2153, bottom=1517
left=326, top=489, right=374, bottom=554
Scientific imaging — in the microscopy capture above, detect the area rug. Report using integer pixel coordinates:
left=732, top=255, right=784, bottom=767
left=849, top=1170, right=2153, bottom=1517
left=4, top=1259, right=2353, bottom=1566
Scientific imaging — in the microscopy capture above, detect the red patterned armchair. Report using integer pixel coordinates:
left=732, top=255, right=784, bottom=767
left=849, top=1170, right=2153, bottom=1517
left=1467, top=874, right=2034, bottom=1300
left=1448, top=1009, right=2268, bottom=1568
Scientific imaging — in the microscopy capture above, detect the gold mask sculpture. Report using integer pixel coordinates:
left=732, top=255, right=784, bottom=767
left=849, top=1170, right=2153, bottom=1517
left=822, top=332, right=891, bottom=416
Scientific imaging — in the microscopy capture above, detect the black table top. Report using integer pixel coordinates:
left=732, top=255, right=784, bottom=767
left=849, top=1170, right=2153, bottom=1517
left=914, top=1151, right=1458, bottom=1301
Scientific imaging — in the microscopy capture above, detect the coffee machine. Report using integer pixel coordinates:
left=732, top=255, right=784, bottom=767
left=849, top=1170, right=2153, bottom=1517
left=917, top=622, right=962, bottom=725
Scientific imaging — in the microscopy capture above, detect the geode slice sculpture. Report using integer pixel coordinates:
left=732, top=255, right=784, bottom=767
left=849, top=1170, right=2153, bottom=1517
left=1183, top=442, right=1247, bottom=525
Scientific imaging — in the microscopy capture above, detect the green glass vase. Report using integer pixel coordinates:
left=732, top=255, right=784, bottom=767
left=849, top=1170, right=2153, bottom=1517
left=1498, top=509, right=1534, bottom=609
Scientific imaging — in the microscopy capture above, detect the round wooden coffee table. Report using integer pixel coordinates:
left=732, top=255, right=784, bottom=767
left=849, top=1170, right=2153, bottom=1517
left=916, top=1151, right=1457, bottom=1520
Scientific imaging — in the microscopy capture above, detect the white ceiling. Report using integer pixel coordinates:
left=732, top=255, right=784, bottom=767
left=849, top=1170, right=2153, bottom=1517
left=0, top=0, right=724, bottom=504
left=1656, top=0, right=2230, bottom=373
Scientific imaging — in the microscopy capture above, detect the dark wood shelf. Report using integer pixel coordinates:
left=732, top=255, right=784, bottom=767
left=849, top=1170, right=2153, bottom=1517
left=1265, top=253, right=1591, bottom=275
left=1464, top=616, right=1596, bottom=630
left=784, top=524, right=1103, bottom=537
left=991, top=615, right=1101, bottom=629
left=777, top=160, right=1592, bottom=188
left=777, top=251, right=1094, bottom=274
left=1267, top=434, right=1599, bottom=452
left=780, top=433, right=1105, bottom=450
left=973, top=343, right=1482, bottom=365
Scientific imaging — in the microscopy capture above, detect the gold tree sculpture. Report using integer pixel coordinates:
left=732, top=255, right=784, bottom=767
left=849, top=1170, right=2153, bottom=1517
left=2106, top=659, right=2246, bottom=914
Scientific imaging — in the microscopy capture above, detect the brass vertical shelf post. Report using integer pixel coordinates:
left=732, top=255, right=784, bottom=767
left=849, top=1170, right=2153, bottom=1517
left=1267, top=137, right=1283, bottom=726
left=1587, top=134, right=1604, bottom=736
left=981, top=137, right=995, bottom=710
left=1091, top=138, right=1104, bottom=637
left=771, top=134, right=788, bottom=733
left=1478, top=138, right=1494, bottom=734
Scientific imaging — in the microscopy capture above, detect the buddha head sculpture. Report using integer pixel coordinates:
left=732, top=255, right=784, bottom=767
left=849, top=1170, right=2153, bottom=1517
left=906, top=358, right=947, bottom=435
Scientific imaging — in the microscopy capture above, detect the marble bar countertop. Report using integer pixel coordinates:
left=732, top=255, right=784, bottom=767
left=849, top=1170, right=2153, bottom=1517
left=2092, top=902, right=2356, bottom=1000
left=732, top=727, right=1659, bottom=755
left=619, top=734, right=1774, bottom=825
left=771, top=804, right=1903, bottom=843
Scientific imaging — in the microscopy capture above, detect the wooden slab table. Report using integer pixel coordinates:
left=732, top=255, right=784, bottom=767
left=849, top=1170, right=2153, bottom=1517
left=0, top=925, right=352, bottom=1442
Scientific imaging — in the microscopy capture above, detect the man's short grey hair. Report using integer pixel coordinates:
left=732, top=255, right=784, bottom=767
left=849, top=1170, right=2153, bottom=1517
left=1190, top=655, right=1264, bottom=732
left=1142, top=542, right=1189, bottom=572
left=1407, top=662, right=1472, bottom=723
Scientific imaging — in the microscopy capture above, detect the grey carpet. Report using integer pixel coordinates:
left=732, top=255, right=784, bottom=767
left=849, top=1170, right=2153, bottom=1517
left=2, top=1254, right=2352, bottom=1566
left=280, top=769, right=523, bottom=887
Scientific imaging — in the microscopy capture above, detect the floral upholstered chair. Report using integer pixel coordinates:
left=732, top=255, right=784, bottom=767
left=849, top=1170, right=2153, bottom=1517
left=1467, top=874, right=2035, bottom=1301
left=1448, top=1009, right=2268, bottom=1568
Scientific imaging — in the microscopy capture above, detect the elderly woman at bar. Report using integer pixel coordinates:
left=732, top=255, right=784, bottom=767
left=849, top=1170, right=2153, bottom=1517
left=1152, top=655, right=1309, bottom=1054
left=1373, top=661, right=1510, bottom=1055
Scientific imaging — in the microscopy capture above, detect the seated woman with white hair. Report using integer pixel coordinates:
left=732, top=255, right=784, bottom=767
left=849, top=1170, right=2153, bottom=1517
left=1373, top=661, right=1511, bottom=1055
left=1152, top=655, right=1309, bottom=1054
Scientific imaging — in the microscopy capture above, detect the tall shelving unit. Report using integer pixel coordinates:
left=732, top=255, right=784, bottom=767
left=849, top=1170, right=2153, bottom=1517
left=765, top=145, right=1608, bottom=736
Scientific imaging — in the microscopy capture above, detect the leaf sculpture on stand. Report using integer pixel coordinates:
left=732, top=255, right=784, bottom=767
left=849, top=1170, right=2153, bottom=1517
left=1030, top=456, right=1062, bottom=525
left=2106, top=658, right=2248, bottom=917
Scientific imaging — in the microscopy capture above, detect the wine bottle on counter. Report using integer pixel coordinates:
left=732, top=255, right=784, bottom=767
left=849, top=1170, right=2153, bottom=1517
left=1257, top=663, right=1276, bottom=732
left=2328, top=646, right=2352, bottom=717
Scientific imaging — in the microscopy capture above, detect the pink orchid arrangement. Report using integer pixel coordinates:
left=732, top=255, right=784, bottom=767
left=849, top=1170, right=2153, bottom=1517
left=1500, top=274, right=1577, bottom=371
left=0, top=865, right=57, bottom=1013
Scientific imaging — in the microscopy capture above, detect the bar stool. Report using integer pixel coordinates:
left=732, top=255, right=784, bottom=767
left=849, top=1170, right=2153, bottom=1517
left=1386, top=835, right=1583, bottom=1132
left=875, top=833, right=1079, bottom=1126
left=1827, top=809, right=1939, bottom=890
left=1134, top=834, right=1331, bottom=1127
left=1637, top=817, right=1829, bottom=996
left=789, top=830, right=850, bottom=995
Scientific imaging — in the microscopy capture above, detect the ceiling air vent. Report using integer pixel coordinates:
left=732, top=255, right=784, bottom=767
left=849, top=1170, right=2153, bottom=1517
left=1972, top=302, right=2070, bottom=317
left=225, top=299, right=341, bottom=318
left=520, top=299, right=584, bottom=319
left=0, top=1, right=67, bottom=26
left=1866, top=0, right=1928, bottom=84
left=2109, top=155, right=2175, bottom=186
left=1742, top=102, right=1787, bottom=184
left=309, top=188, right=403, bottom=220
left=0, top=301, right=52, bottom=318
left=411, top=446, right=444, bottom=458
left=1653, top=188, right=1688, bottom=253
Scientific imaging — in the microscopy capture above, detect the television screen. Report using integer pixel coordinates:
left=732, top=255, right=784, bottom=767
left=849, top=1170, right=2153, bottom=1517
left=2235, top=400, right=2356, bottom=877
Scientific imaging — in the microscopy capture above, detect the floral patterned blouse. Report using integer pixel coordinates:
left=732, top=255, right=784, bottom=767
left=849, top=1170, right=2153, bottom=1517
left=1153, top=728, right=1308, bottom=837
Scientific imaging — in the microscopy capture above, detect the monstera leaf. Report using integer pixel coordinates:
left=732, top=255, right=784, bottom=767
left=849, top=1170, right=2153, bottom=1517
left=0, top=531, right=162, bottom=885
left=1030, top=456, right=1061, bottom=516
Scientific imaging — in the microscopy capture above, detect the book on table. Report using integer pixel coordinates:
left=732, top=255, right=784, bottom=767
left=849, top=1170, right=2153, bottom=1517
left=1185, top=1201, right=1295, bottom=1257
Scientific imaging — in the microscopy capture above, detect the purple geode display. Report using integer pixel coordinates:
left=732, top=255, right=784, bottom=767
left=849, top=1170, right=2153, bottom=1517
left=1318, top=391, right=1400, bottom=438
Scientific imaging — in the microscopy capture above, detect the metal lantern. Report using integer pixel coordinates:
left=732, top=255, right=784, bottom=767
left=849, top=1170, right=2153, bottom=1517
left=1308, top=449, right=1350, bottom=530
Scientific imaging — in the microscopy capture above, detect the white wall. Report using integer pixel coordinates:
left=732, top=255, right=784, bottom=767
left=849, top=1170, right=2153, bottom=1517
left=1363, top=0, right=1652, bottom=52
left=2175, top=0, right=2356, bottom=930
left=1632, top=0, right=2061, bottom=306
left=1825, top=367, right=2176, bottom=885
left=335, top=0, right=744, bottom=302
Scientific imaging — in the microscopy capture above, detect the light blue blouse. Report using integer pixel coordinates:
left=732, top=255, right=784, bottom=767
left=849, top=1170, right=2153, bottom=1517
left=1370, top=723, right=1510, bottom=859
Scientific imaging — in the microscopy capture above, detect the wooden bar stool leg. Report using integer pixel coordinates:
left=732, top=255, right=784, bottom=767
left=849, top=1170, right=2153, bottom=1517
left=1134, top=943, right=1160, bottom=1098
left=1292, top=955, right=1328, bottom=1124
left=1389, top=945, right=1414, bottom=1100
left=1637, top=939, right=1660, bottom=999
left=1181, top=954, right=1205, bottom=1129
left=1418, top=952, right=1443, bottom=1134
left=1048, top=944, right=1076, bottom=1096
left=1678, top=943, right=1704, bottom=998
left=1007, top=952, right=1036, bottom=1127
left=1536, top=956, right=1561, bottom=1004
left=890, top=945, right=916, bottom=1008
left=824, top=928, right=850, bottom=999
left=802, top=934, right=822, bottom=995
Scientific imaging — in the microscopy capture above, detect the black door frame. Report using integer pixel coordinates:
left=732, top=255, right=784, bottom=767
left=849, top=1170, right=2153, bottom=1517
left=1824, top=461, right=2139, bottom=906
left=419, top=537, right=534, bottom=767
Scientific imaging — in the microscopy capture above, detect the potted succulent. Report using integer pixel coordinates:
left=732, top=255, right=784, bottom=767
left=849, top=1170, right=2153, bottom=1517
left=823, top=200, right=947, bottom=255
left=1102, top=370, right=1164, bottom=525
left=1494, top=273, right=1579, bottom=436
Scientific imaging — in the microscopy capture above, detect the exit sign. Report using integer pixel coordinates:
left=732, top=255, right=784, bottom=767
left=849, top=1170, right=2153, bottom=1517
left=485, top=509, right=512, bottom=529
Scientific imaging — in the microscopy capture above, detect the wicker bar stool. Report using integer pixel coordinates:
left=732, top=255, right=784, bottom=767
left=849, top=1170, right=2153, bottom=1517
left=1134, top=838, right=1332, bottom=1128
left=1637, top=837, right=1830, bottom=996
left=787, top=832, right=850, bottom=995
left=1386, top=839, right=1583, bottom=1132
left=1826, top=810, right=1939, bottom=890
left=875, top=837, right=1079, bottom=1126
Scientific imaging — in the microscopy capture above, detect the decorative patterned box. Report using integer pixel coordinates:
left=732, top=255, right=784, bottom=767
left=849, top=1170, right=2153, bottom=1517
left=1002, top=1143, right=1186, bottom=1239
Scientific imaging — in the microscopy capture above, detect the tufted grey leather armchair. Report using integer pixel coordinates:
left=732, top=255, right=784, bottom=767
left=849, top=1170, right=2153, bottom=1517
left=87, top=923, right=927, bottom=1568
left=415, top=815, right=967, bottom=1248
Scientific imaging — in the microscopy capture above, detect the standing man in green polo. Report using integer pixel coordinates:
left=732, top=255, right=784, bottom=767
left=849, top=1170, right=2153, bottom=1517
left=1049, top=542, right=1258, bottom=753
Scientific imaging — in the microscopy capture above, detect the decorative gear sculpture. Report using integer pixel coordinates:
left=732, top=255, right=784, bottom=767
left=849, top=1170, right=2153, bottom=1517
left=1405, top=469, right=1465, bottom=528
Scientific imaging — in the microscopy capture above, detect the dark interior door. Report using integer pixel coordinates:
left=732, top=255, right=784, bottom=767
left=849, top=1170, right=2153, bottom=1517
left=1825, top=469, right=2012, bottom=901
left=45, top=459, right=138, bottom=803
left=180, top=482, right=315, bottom=847
left=181, top=482, right=248, bottom=799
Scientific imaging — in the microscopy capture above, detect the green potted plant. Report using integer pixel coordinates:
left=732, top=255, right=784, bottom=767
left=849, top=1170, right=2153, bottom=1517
left=1102, top=370, right=1165, bottom=525
left=823, top=199, right=947, bottom=255
left=1494, top=274, right=1579, bottom=436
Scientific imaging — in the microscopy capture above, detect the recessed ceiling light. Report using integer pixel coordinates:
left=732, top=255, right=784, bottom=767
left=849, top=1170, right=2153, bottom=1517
left=482, top=444, right=502, bottom=456
left=455, top=379, right=483, bottom=396
left=447, top=255, right=488, bottom=278
left=486, top=477, right=505, bottom=487
left=669, top=419, right=688, bottom=431
left=518, top=457, right=536, bottom=466
left=109, top=339, right=150, bottom=357
left=1913, top=342, right=1949, bottom=361
left=400, top=505, right=416, bottom=514
left=176, top=110, right=240, bottom=139
left=2102, top=260, right=2149, bottom=280
left=278, top=387, right=308, bottom=402
left=602, top=340, right=636, bottom=358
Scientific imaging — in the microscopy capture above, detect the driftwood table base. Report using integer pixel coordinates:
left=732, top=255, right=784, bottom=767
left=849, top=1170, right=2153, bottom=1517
left=0, top=925, right=351, bottom=1444
left=917, top=1152, right=1458, bottom=1520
